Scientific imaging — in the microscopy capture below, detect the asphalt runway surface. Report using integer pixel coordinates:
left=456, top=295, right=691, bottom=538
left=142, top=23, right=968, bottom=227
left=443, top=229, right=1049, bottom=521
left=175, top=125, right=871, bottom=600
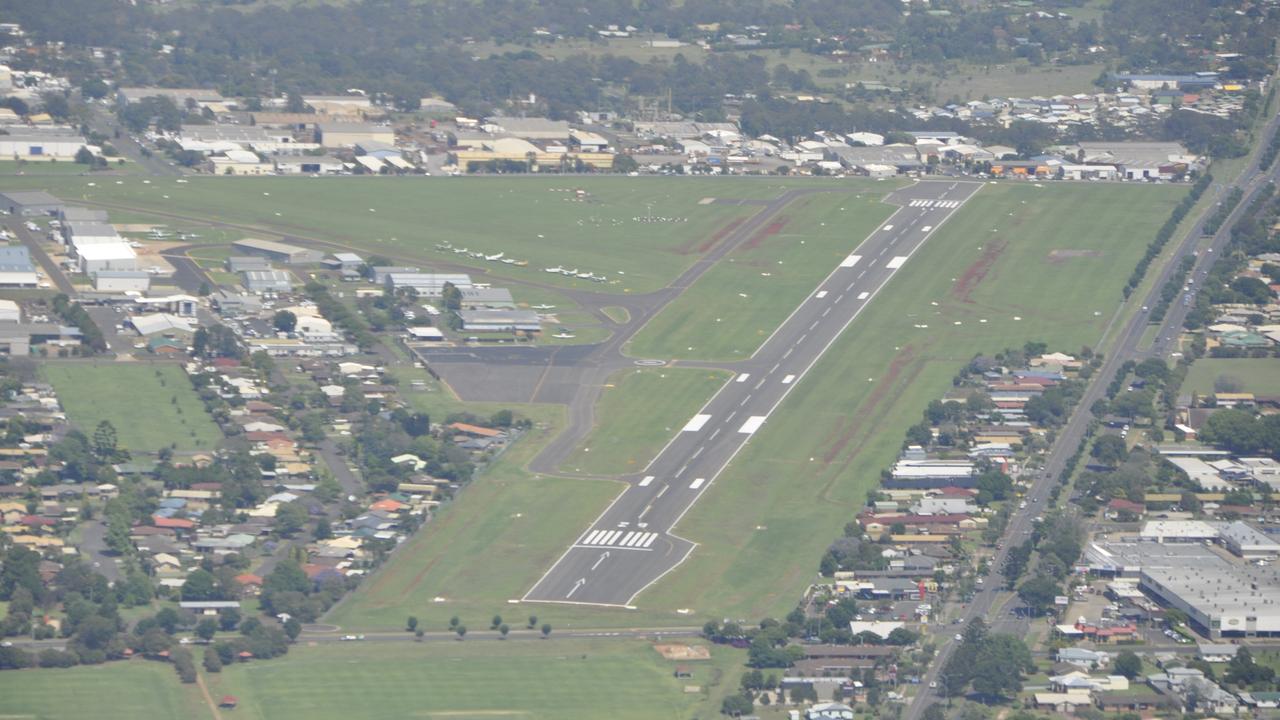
left=522, top=180, right=984, bottom=607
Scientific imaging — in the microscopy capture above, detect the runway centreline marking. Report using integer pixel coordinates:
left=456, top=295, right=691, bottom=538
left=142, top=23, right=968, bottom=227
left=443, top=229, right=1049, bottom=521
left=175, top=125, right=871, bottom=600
left=525, top=181, right=982, bottom=606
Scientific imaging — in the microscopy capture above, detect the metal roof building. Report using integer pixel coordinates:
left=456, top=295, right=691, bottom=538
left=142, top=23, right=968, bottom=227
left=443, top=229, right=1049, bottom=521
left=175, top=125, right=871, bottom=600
left=384, top=272, right=472, bottom=297
left=242, top=269, right=294, bottom=293
left=458, top=309, right=541, bottom=333
left=232, top=238, right=323, bottom=265
left=0, top=190, right=62, bottom=216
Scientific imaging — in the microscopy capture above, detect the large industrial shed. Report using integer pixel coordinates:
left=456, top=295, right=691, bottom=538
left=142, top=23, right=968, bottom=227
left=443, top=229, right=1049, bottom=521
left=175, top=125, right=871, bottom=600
left=0, top=190, right=63, bottom=216
left=232, top=238, right=324, bottom=265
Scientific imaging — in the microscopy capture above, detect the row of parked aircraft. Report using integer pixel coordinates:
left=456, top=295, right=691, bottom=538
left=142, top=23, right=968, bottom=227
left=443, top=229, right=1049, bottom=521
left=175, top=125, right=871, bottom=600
left=542, top=266, right=608, bottom=282
left=435, top=242, right=528, bottom=266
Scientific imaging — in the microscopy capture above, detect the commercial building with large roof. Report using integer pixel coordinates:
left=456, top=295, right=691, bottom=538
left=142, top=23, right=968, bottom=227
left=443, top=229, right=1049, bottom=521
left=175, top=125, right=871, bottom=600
left=1140, top=563, right=1280, bottom=639
left=484, top=116, right=572, bottom=140
left=384, top=272, right=472, bottom=298
left=232, top=238, right=323, bottom=265
left=76, top=242, right=137, bottom=274
left=458, top=309, right=541, bottom=333
left=0, top=246, right=37, bottom=287
left=1139, top=520, right=1220, bottom=543
left=0, top=190, right=62, bottom=216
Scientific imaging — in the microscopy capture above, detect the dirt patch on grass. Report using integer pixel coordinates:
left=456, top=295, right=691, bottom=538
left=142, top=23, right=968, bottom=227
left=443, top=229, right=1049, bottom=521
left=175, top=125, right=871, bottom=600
left=679, top=217, right=743, bottom=255
left=819, top=344, right=918, bottom=467
left=740, top=217, right=789, bottom=252
left=951, top=239, right=1008, bottom=303
left=655, top=644, right=712, bottom=660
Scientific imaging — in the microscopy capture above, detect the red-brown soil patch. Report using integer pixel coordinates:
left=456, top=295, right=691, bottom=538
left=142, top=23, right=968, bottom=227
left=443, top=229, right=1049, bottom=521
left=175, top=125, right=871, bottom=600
left=951, top=239, right=1008, bottom=303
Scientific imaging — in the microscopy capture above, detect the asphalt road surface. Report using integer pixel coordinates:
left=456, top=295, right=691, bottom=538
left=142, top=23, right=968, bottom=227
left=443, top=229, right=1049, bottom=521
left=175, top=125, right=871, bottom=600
left=903, top=104, right=1280, bottom=720
left=523, top=181, right=983, bottom=607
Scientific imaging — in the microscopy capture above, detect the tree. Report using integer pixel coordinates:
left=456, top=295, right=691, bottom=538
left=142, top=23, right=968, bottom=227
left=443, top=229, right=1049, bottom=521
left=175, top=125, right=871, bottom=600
left=721, top=694, right=754, bottom=716
left=92, top=421, right=118, bottom=461
left=406, top=616, right=418, bottom=632
left=283, top=617, right=302, bottom=641
left=490, top=614, right=502, bottom=630
left=499, top=623, right=510, bottom=639
left=455, top=625, right=467, bottom=640
left=195, top=618, right=218, bottom=642
left=541, top=623, right=552, bottom=638
left=75, top=146, right=97, bottom=165
left=181, top=569, right=219, bottom=602
left=1091, top=435, right=1128, bottom=466
left=203, top=645, right=223, bottom=672
left=1016, top=575, right=1061, bottom=616
left=272, top=310, right=298, bottom=333
left=527, top=615, right=537, bottom=629
left=274, top=501, right=308, bottom=538
left=415, top=628, right=425, bottom=641
left=219, top=608, right=241, bottom=632
left=1113, top=650, right=1142, bottom=680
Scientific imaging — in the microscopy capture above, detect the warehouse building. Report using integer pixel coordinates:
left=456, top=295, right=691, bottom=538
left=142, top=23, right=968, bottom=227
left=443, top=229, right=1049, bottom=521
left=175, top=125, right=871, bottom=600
left=242, top=269, right=294, bottom=294
left=1140, top=564, right=1280, bottom=639
left=0, top=190, right=62, bottom=216
left=0, top=299, right=20, bottom=323
left=458, top=309, right=541, bottom=333
left=116, top=87, right=225, bottom=108
left=77, top=243, right=137, bottom=274
left=93, top=270, right=151, bottom=293
left=484, top=116, right=572, bottom=141
left=0, top=131, right=86, bottom=160
left=57, top=206, right=109, bottom=224
left=384, top=272, right=472, bottom=297
left=232, top=238, right=323, bottom=265
left=64, top=221, right=122, bottom=248
left=317, top=122, right=394, bottom=148
left=1218, top=521, right=1280, bottom=559
left=0, top=246, right=38, bottom=287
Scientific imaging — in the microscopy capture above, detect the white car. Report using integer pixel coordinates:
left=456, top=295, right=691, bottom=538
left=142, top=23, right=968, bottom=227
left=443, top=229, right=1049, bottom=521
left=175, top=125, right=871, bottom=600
left=954, top=634, right=963, bottom=641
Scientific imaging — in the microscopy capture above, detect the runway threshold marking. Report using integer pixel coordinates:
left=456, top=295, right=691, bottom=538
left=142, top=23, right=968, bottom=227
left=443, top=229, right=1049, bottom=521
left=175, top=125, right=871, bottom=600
left=738, top=415, right=767, bottom=434
left=638, top=476, right=655, bottom=487
left=840, top=254, right=862, bottom=268
left=689, top=477, right=706, bottom=490
left=682, top=414, right=711, bottom=432
left=886, top=256, right=909, bottom=269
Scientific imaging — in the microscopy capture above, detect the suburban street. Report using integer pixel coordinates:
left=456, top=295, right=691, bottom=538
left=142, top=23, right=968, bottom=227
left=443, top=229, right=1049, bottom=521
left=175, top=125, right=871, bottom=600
left=902, top=103, right=1280, bottom=720
left=523, top=180, right=983, bottom=607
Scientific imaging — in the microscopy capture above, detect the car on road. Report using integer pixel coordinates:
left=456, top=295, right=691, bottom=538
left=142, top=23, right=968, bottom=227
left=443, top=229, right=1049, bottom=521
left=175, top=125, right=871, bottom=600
left=340, top=634, right=365, bottom=641
left=954, top=634, right=963, bottom=641
left=929, top=681, right=938, bottom=689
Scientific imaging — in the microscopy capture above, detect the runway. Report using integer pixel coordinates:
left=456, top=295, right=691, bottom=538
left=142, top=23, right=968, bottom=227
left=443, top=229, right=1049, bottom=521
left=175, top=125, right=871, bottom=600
left=523, top=180, right=984, bottom=607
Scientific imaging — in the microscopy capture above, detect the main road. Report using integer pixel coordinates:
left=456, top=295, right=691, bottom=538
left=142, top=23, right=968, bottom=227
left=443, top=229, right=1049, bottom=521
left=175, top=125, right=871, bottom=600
left=903, top=103, right=1280, bottom=720
left=524, top=181, right=983, bottom=607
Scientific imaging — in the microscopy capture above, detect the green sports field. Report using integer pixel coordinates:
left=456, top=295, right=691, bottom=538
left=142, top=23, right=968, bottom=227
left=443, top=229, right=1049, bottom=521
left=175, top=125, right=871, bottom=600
left=560, top=368, right=732, bottom=476
left=628, top=189, right=896, bottom=360
left=0, top=175, right=879, bottom=295
left=203, top=639, right=740, bottom=720
left=42, top=363, right=223, bottom=452
left=0, top=660, right=212, bottom=720
left=1183, top=357, right=1280, bottom=396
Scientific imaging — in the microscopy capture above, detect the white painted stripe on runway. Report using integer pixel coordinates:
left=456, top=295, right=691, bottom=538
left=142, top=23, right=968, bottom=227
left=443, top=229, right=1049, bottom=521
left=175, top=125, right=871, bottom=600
left=920, top=225, right=933, bottom=232
left=839, top=254, right=862, bottom=268
left=600, top=530, right=621, bottom=545
left=583, top=530, right=604, bottom=545
left=689, top=477, right=706, bottom=490
left=640, top=533, right=657, bottom=548
left=618, top=531, right=637, bottom=547
left=736, top=373, right=750, bottom=383
left=822, top=307, right=831, bottom=316
left=886, top=256, right=908, bottom=269
left=639, top=475, right=654, bottom=487
left=626, top=532, right=647, bottom=547
left=882, top=224, right=893, bottom=231
left=857, top=291, right=870, bottom=300
left=738, top=415, right=767, bottom=434
left=782, top=374, right=796, bottom=384
left=682, top=414, right=711, bottom=432
left=815, top=290, right=828, bottom=299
